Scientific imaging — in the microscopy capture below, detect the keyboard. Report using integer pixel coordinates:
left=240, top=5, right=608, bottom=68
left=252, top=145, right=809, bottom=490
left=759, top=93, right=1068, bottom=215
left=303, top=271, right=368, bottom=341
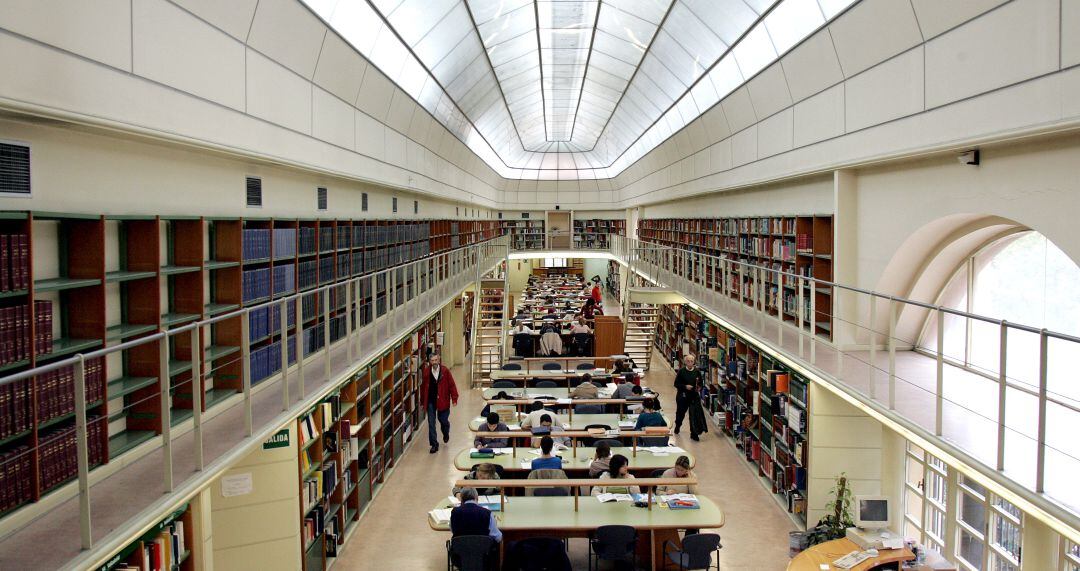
left=832, top=550, right=872, bottom=569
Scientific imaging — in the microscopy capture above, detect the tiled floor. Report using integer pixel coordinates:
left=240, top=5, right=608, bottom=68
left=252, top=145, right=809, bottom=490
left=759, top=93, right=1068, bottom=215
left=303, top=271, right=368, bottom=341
left=334, top=291, right=797, bottom=570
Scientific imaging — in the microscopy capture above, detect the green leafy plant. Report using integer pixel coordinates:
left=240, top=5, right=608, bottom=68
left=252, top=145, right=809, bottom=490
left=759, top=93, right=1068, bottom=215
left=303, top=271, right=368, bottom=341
left=806, top=473, right=854, bottom=546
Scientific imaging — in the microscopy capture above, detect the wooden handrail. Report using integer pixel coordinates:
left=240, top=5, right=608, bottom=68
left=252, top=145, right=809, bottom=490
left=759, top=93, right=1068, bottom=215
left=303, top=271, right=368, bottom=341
left=455, top=477, right=698, bottom=512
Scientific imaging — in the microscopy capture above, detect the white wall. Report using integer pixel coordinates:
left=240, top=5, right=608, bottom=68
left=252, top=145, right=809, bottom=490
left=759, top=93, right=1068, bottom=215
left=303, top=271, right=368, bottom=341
left=639, top=176, right=833, bottom=219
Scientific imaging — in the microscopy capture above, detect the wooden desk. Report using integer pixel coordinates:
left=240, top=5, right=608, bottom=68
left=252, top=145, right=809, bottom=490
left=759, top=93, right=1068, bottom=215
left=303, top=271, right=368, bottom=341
left=453, top=447, right=694, bottom=474
left=482, top=386, right=655, bottom=400
left=429, top=495, right=724, bottom=571
left=788, top=538, right=914, bottom=571
left=468, top=413, right=670, bottom=431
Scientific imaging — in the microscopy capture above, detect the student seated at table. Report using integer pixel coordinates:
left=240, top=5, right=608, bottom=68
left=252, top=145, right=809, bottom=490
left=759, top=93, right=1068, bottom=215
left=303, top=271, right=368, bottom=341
left=474, top=413, right=510, bottom=448
left=531, top=436, right=563, bottom=470
left=569, top=317, right=593, bottom=356
left=512, top=321, right=534, bottom=358
left=450, top=488, right=502, bottom=550
left=570, top=373, right=599, bottom=399
left=480, top=391, right=513, bottom=418
left=452, top=464, right=502, bottom=499
left=657, top=456, right=698, bottom=495
left=590, top=455, right=641, bottom=496
left=611, top=375, right=636, bottom=400
left=521, top=401, right=562, bottom=430
left=531, top=414, right=570, bottom=447
left=634, top=398, right=666, bottom=430
left=588, top=442, right=612, bottom=477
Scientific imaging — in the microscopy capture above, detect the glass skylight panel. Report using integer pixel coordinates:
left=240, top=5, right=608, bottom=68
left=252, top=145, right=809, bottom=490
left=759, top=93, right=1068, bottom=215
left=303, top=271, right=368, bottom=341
left=742, top=0, right=780, bottom=14
left=383, top=0, right=457, bottom=45
left=816, top=0, right=857, bottom=19
left=682, top=0, right=760, bottom=45
left=732, top=23, right=777, bottom=78
left=765, top=0, right=825, bottom=54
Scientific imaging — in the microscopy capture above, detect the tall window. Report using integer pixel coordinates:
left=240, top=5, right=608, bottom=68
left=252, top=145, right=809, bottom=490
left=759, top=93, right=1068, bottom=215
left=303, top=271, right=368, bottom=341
left=955, top=475, right=1022, bottom=571
left=905, top=443, right=947, bottom=556
left=1062, top=538, right=1080, bottom=571
left=919, top=231, right=1080, bottom=396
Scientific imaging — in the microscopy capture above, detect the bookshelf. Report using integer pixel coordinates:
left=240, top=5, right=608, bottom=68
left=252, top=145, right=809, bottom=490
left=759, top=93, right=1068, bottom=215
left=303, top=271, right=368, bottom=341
left=605, top=260, right=622, bottom=302
left=637, top=216, right=834, bottom=340
left=655, top=304, right=810, bottom=526
left=297, top=313, right=437, bottom=570
left=99, top=502, right=193, bottom=570
left=499, top=220, right=545, bottom=250
left=572, top=218, right=625, bottom=250
left=0, top=211, right=496, bottom=517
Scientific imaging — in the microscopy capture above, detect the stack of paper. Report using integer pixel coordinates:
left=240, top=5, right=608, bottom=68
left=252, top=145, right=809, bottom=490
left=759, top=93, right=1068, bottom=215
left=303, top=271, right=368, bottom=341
left=430, top=509, right=452, bottom=523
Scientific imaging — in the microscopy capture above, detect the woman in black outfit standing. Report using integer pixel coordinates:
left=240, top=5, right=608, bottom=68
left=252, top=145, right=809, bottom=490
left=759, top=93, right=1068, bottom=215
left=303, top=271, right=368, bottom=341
left=673, top=354, right=705, bottom=440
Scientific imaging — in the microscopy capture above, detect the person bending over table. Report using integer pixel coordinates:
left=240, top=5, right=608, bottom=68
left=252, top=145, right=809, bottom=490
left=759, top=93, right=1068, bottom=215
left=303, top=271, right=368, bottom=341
left=531, top=414, right=570, bottom=448
left=634, top=398, right=666, bottom=430
left=570, top=373, right=598, bottom=399
left=531, top=435, right=563, bottom=470
left=590, top=455, right=641, bottom=496
left=520, top=401, right=563, bottom=430
left=588, top=442, right=612, bottom=477
left=452, top=463, right=502, bottom=499
left=658, top=456, right=700, bottom=535
left=450, top=488, right=502, bottom=557
left=611, top=375, right=636, bottom=400
left=512, top=321, right=534, bottom=358
left=474, top=413, right=510, bottom=448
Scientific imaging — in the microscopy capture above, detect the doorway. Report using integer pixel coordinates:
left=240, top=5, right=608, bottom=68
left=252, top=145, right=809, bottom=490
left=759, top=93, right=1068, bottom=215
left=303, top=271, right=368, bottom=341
left=547, top=211, right=571, bottom=248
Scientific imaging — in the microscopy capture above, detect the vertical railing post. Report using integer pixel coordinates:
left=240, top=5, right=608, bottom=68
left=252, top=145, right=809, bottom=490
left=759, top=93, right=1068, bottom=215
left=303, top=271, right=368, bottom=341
left=191, top=326, right=203, bottom=470
left=996, top=321, right=1008, bottom=471
left=280, top=300, right=289, bottom=411
left=297, top=296, right=306, bottom=399
left=73, top=355, right=92, bottom=549
left=241, top=312, right=253, bottom=437
left=776, top=268, right=783, bottom=345
left=888, top=299, right=897, bottom=410
left=869, top=296, right=877, bottom=400
left=159, top=332, right=173, bottom=489
left=323, top=287, right=331, bottom=383
left=346, top=280, right=354, bottom=364
left=809, top=280, right=817, bottom=364
left=797, top=275, right=806, bottom=357
left=1036, top=329, right=1048, bottom=492
left=737, top=263, right=744, bottom=321
left=935, top=308, right=944, bottom=436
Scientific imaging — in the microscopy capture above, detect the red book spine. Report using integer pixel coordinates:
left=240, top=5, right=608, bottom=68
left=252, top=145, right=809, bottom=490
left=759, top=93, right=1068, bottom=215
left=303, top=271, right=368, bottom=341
left=18, top=235, right=28, bottom=291
left=1, top=235, right=8, bottom=292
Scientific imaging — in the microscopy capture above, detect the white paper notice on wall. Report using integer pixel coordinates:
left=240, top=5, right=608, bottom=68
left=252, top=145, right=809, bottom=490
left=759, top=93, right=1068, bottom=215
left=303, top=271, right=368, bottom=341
left=221, top=472, right=253, bottom=497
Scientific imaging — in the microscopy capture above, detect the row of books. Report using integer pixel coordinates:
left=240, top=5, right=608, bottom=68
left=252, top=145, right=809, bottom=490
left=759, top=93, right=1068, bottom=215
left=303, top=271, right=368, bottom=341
left=0, top=443, right=32, bottom=512
left=299, top=260, right=317, bottom=290
left=0, top=303, right=31, bottom=365
left=273, top=228, right=297, bottom=258
left=38, top=416, right=106, bottom=492
left=128, top=519, right=186, bottom=571
left=299, top=412, right=321, bottom=445
left=35, top=358, right=105, bottom=423
left=303, top=506, right=327, bottom=548
left=242, top=268, right=271, bottom=303
left=0, top=234, right=29, bottom=292
left=0, top=376, right=31, bottom=440
left=249, top=338, right=296, bottom=384
left=248, top=303, right=297, bottom=343
left=303, top=475, right=324, bottom=514
left=273, top=264, right=295, bottom=296
left=242, top=229, right=271, bottom=261
left=739, top=237, right=797, bottom=261
left=33, top=300, right=53, bottom=356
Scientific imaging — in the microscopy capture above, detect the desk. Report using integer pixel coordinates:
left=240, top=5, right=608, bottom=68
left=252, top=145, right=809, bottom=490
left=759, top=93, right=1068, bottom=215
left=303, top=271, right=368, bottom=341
left=788, top=538, right=914, bottom=571
left=429, top=496, right=724, bottom=570
left=468, top=413, right=670, bottom=431
left=453, top=447, right=694, bottom=474
left=482, top=386, right=656, bottom=400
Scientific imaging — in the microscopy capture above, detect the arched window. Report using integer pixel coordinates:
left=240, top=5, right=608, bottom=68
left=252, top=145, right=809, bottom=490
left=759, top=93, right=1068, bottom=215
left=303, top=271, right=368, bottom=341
left=919, top=231, right=1080, bottom=396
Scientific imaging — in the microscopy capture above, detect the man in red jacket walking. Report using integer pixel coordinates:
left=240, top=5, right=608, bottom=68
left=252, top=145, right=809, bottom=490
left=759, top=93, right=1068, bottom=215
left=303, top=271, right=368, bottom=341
left=420, top=352, right=459, bottom=453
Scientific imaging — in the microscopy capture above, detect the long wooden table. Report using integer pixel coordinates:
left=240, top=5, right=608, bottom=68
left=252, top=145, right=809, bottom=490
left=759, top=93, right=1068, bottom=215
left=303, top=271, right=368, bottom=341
left=429, top=488, right=724, bottom=570
left=454, top=447, right=694, bottom=475
left=482, top=385, right=656, bottom=400
left=787, top=538, right=914, bottom=570
left=468, top=413, right=670, bottom=432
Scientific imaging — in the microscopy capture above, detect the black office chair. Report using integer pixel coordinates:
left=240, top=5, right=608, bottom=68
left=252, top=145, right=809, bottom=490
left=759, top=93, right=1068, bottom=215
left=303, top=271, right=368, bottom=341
left=592, top=438, right=622, bottom=449
left=492, top=380, right=516, bottom=388
left=446, top=535, right=497, bottom=571
left=590, top=380, right=606, bottom=388
left=641, top=436, right=670, bottom=446
left=663, top=533, right=722, bottom=570
left=532, top=487, right=570, bottom=497
left=501, top=363, right=523, bottom=371
left=576, top=363, right=596, bottom=371
left=542, top=362, right=562, bottom=370
left=574, top=404, right=603, bottom=414
left=588, top=525, right=637, bottom=571
left=535, top=380, right=558, bottom=388
left=505, top=537, right=572, bottom=571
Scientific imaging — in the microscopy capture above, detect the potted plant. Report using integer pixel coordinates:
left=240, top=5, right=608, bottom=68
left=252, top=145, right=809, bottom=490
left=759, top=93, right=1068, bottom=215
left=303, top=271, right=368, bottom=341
left=806, top=473, right=854, bottom=546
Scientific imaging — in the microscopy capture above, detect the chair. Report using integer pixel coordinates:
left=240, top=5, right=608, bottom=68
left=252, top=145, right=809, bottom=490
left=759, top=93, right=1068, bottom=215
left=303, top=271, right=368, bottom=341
left=532, top=487, right=570, bottom=497
left=505, top=537, right=572, bottom=571
left=525, top=468, right=570, bottom=496
left=535, top=380, right=558, bottom=388
left=574, top=404, right=604, bottom=414
left=576, top=363, right=596, bottom=370
left=446, top=535, right=496, bottom=571
left=590, top=380, right=606, bottom=388
left=501, top=363, right=523, bottom=371
left=591, top=438, right=622, bottom=449
left=588, top=525, right=637, bottom=571
left=663, top=533, right=722, bottom=570
left=492, top=380, right=516, bottom=388
left=542, top=362, right=562, bottom=370
left=641, top=436, right=670, bottom=446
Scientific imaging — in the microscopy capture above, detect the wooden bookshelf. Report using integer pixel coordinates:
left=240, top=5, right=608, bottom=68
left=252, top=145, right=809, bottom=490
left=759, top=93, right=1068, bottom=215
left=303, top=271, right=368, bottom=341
left=101, top=502, right=194, bottom=570
left=637, top=216, right=834, bottom=340
left=655, top=304, right=810, bottom=526
left=297, top=314, right=438, bottom=570
left=572, top=218, right=625, bottom=249
left=499, top=220, right=545, bottom=250
left=605, top=260, right=622, bottom=302
left=0, top=210, right=496, bottom=517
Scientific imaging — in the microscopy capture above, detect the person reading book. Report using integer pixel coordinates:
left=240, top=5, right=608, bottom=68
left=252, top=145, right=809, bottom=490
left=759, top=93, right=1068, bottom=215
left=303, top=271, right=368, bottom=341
left=474, top=413, right=510, bottom=448
left=570, top=373, right=598, bottom=399
left=521, top=401, right=562, bottom=429
left=531, top=414, right=570, bottom=447
left=657, top=456, right=697, bottom=494
left=452, top=464, right=502, bottom=498
left=450, top=488, right=502, bottom=551
left=611, top=375, right=635, bottom=400
left=588, top=442, right=612, bottom=477
left=530, top=436, right=563, bottom=470
left=633, top=398, right=666, bottom=430
left=590, top=455, right=641, bottom=496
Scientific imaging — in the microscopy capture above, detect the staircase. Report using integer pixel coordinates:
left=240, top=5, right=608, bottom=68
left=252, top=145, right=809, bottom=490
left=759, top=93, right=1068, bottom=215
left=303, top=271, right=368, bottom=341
left=623, top=302, right=658, bottom=370
left=471, top=277, right=507, bottom=387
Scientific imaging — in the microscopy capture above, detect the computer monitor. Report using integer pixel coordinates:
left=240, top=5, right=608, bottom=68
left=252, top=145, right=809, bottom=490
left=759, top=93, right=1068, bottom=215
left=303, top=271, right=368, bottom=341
left=854, top=495, right=890, bottom=530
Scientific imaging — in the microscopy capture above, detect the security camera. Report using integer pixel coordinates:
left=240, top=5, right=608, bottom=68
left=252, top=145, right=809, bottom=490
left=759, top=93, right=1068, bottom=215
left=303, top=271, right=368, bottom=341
left=957, top=149, right=979, bottom=166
